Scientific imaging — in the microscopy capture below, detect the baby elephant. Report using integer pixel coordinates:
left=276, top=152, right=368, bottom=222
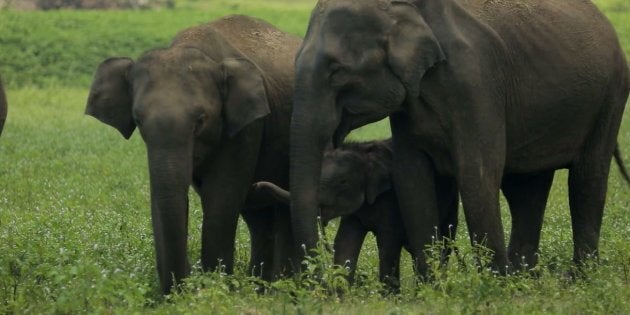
left=255, top=139, right=458, bottom=291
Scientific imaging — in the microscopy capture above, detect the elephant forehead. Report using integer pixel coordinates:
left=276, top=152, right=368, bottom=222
left=315, top=6, right=389, bottom=62
left=319, top=5, right=388, bottom=35
left=136, top=47, right=216, bottom=72
left=322, top=152, right=365, bottom=175
left=317, top=0, right=389, bottom=13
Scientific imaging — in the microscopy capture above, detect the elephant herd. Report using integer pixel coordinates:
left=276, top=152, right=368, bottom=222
left=2, top=0, right=628, bottom=295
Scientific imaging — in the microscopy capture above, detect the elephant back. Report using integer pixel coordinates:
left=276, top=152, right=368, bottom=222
left=208, top=15, right=302, bottom=76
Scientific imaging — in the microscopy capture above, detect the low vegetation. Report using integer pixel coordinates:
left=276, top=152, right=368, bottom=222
left=0, top=0, right=628, bottom=313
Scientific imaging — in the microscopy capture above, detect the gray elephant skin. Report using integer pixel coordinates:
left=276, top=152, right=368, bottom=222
left=289, top=0, right=629, bottom=277
left=0, top=74, right=7, bottom=136
left=86, top=15, right=301, bottom=294
left=256, top=139, right=458, bottom=292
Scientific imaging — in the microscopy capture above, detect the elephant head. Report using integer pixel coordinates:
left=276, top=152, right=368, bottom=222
left=259, top=140, right=392, bottom=225
left=86, top=46, right=269, bottom=293
left=0, top=74, right=7, bottom=137
left=290, top=0, right=444, bottom=253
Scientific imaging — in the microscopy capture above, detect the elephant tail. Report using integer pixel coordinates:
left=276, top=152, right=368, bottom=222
left=613, top=145, right=630, bottom=185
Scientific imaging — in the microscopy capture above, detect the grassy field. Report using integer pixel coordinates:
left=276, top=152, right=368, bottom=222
left=0, top=0, right=628, bottom=313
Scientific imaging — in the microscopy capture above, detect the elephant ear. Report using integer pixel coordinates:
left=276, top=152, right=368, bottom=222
left=387, top=0, right=445, bottom=99
left=85, top=57, right=135, bottom=139
left=365, top=142, right=394, bottom=205
left=221, top=58, right=270, bottom=138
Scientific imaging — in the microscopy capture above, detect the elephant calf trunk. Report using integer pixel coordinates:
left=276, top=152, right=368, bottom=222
left=253, top=181, right=291, bottom=204
left=253, top=181, right=335, bottom=253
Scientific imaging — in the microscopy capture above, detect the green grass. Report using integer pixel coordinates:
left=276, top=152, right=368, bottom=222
left=0, top=0, right=316, bottom=88
left=0, top=0, right=629, bottom=313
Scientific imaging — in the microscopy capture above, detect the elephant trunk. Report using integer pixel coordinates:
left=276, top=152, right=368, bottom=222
left=254, top=181, right=291, bottom=204
left=289, top=78, right=340, bottom=258
left=147, top=144, right=193, bottom=294
left=0, top=75, right=7, bottom=137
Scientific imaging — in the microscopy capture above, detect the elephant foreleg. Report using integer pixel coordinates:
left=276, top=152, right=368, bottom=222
left=456, top=156, right=508, bottom=273
left=436, top=175, right=459, bottom=265
left=241, top=207, right=276, bottom=280
left=333, top=216, right=368, bottom=284
left=198, top=121, right=264, bottom=275
left=199, top=181, right=245, bottom=275
left=450, top=100, right=508, bottom=273
left=272, top=204, right=296, bottom=279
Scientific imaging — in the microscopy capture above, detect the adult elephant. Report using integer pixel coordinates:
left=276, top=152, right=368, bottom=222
left=86, top=15, right=301, bottom=294
left=290, top=0, right=629, bottom=276
left=0, top=74, right=7, bottom=136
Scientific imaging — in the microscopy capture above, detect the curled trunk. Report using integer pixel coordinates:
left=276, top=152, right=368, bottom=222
left=254, top=181, right=291, bottom=204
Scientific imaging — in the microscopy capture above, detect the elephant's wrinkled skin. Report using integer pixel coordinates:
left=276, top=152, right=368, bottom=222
left=0, top=74, right=7, bottom=136
left=289, top=0, right=629, bottom=276
left=256, top=139, right=459, bottom=292
left=86, top=15, right=301, bottom=294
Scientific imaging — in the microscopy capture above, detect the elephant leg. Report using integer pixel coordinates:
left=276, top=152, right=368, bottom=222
left=568, top=85, right=626, bottom=266
left=199, top=121, right=263, bottom=275
left=502, top=171, right=554, bottom=269
left=199, top=190, right=240, bottom=275
left=333, top=215, right=368, bottom=284
left=241, top=207, right=276, bottom=280
left=568, top=150, right=614, bottom=265
left=454, top=150, right=508, bottom=272
left=390, top=131, right=440, bottom=279
left=272, top=203, right=296, bottom=279
left=376, top=234, right=403, bottom=294
left=436, top=175, right=459, bottom=264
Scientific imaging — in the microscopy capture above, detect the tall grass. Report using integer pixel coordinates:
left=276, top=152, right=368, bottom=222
left=0, top=0, right=628, bottom=313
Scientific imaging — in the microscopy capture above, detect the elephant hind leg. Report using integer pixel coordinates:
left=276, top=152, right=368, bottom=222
left=568, top=86, right=627, bottom=265
left=568, top=144, right=617, bottom=265
left=502, top=171, right=554, bottom=270
left=568, top=158, right=611, bottom=265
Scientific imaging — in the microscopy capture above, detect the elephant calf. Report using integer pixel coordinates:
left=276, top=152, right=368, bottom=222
left=255, top=139, right=458, bottom=292
left=86, top=15, right=301, bottom=294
